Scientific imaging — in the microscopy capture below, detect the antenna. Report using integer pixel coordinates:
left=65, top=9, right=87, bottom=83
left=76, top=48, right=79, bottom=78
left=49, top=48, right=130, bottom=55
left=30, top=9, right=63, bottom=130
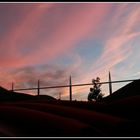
left=109, top=71, right=112, bottom=95
left=69, top=75, right=72, bottom=101
left=37, top=80, right=40, bottom=97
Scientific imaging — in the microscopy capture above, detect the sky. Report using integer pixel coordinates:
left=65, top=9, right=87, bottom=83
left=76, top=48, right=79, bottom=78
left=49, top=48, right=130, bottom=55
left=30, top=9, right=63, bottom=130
left=0, top=2, right=140, bottom=101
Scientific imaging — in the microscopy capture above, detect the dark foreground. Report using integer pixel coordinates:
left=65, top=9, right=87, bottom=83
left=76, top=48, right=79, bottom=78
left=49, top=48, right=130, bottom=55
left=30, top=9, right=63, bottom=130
left=0, top=95, right=140, bottom=137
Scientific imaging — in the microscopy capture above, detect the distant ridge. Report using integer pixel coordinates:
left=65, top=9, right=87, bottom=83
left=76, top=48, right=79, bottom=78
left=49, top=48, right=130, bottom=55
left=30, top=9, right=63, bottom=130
left=0, top=86, right=56, bottom=102
left=102, top=79, right=140, bottom=102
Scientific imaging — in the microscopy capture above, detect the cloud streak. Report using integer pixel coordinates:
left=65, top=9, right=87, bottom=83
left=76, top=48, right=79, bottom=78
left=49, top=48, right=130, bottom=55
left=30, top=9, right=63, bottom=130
left=0, top=3, right=112, bottom=68
left=0, top=3, right=54, bottom=68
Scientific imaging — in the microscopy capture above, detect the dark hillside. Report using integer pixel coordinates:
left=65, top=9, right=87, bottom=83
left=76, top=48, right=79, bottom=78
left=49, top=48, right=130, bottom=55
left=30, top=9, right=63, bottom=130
left=102, top=79, right=140, bottom=103
left=0, top=86, right=56, bottom=102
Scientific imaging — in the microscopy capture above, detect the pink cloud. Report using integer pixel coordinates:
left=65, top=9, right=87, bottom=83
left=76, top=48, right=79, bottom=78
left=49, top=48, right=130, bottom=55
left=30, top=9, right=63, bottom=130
left=24, top=3, right=112, bottom=64
left=0, top=3, right=112, bottom=68
left=0, top=3, right=54, bottom=68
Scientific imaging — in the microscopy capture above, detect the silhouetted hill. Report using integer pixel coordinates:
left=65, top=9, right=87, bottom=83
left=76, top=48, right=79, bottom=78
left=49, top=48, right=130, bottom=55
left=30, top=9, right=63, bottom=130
left=102, top=79, right=140, bottom=103
left=0, top=86, right=33, bottom=101
left=0, top=86, right=56, bottom=102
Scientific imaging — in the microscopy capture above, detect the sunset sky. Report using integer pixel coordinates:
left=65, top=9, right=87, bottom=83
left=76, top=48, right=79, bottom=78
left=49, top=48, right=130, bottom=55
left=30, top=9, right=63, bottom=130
left=0, top=2, right=140, bottom=100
